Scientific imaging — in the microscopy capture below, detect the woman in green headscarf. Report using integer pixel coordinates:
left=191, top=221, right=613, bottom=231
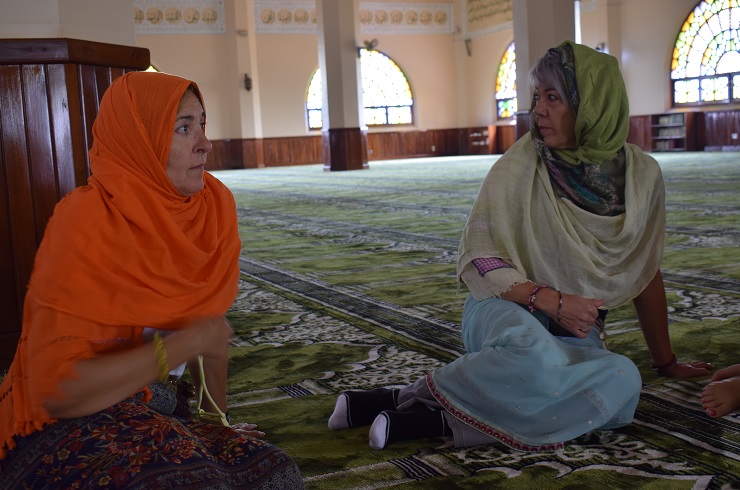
left=328, top=41, right=712, bottom=451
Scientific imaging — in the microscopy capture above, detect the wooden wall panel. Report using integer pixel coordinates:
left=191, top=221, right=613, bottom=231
left=628, top=115, right=652, bottom=151
left=0, top=39, right=150, bottom=370
left=202, top=109, right=724, bottom=172
left=243, top=139, right=264, bottom=169
left=627, top=111, right=739, bottom=152
left=492, top=125, right=517, bottom=154
left=23, top=65, right=60, bottom=244
left=515, top=111, right=531, bottom=141
left=323, top=128, right=368, bottom=171
left=367, top=130, right=434, bottom=160
left=49, top=64, right=88, bottom=195
left=206, top=111, right=738, bottom=172
left=430, top=128, right=464, bottom=156
left=262, top=135, right=322, bottom=167
left=703, top=110, right=740, bottom=149
left=209, top=139, right=246, bottom=170
left=209, top=139, right=267, bottom=170
left=205, top=126, right=521, bottom=171
left=367, top=128, right=482, bottom=160
left=0, top=65, right=34, bottom=340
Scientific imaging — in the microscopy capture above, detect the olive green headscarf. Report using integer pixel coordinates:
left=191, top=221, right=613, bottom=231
left=533, top=40, right=629, bottom=165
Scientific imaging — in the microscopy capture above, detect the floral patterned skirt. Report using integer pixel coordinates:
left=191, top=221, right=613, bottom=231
left=0, top=397, right=304, bottom=489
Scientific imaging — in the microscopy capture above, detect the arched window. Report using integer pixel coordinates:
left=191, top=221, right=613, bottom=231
left=671, top=1, right=740, bottom=106
left=495, top=41, right=517, bottom=119
left=306, top=49, right=413, bottom=130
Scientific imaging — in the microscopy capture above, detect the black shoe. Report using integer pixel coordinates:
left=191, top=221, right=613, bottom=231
left=369, top=405, right=451, bottom=449
left=328, top=388, right=399, bottom=430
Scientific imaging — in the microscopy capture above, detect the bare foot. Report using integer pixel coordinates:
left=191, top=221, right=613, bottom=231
left=710, top=364, right=740, bottom=382
left=701, top=375, right=740, bottom=418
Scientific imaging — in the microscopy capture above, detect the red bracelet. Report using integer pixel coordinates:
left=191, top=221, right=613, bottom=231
left=651, top=353, right=677, bottom=372
left=527, top=285, right=548, bottom=313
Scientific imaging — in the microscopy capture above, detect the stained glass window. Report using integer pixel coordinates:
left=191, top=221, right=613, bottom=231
left=306, top=73, right=323, bottom=130
left=495, top=41, right=517, bottom=119
left=671, top=0, right=740, bottom=106
left=306, top=49, right=413, bottom=130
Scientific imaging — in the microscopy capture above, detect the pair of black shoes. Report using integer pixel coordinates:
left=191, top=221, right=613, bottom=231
left=328, top=388, right=451, bottom=449
left=328, top=387, right=399, bottom=429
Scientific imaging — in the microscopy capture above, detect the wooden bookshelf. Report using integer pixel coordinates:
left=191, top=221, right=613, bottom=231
left=467, top=127, right=491, bottom=154
left=650, top=112, right=696, bottom=151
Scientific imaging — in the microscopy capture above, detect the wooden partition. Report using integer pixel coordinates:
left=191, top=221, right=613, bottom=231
left=627, top=115, right=653, bottom=151
left=703, top=110, right=740, bottom=150
left=0, top=39, right=150, bottom=370
left=628, top=110, right=740, bottom=152
left=208, top=126, right=518, bottom=170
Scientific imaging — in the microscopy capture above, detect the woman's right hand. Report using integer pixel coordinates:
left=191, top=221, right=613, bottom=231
left=543, top=290, right=605, bottom=338
left=507, top=283, right=605, bottom=339
left=179, top=316, right=234, bottom=414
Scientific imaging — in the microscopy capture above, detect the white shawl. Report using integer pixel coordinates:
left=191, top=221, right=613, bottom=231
left=458, top=133, right=665, bottom=309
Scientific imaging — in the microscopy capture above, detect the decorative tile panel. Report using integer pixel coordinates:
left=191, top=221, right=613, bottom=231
left=465, top=0, right=512, bottom=38
left=253, top=1, right=454, bottom=35
left=254, top=0, right=317, bottom=34
left=134, top=0, right=225, bottom=34
left=360, top=2, right=453, bottom=34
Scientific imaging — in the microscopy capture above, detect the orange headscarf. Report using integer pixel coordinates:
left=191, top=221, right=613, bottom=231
left=0, top=72, right=240, bottom=458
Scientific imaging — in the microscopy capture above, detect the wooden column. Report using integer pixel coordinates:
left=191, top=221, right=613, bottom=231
left=322, top=128, right=368, bottom=171
left=0, top=38, right=150, bottom=370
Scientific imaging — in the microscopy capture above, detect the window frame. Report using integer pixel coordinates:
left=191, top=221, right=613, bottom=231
left=305, top=48, right=414, bottom=131
left=670, top=1, right=740, bottom=108
left=494, top=41, right=517, bottom=120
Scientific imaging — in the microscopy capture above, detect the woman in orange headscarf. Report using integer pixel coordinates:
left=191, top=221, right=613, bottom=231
left=0, top=72, right=304, bottom=489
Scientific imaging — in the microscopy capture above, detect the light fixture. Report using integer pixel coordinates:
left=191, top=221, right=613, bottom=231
left=243, top=74, right=252, bottom=91
left=357, top=38, right=378, bottom=57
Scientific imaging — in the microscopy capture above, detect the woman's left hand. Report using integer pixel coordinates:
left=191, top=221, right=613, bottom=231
left=656, top=360, right=714, bottom=378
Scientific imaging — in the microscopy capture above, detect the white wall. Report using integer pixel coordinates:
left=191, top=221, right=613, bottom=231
left=3, top=0, right=723, bottom=139
left=0, top=0, right=135, bottom=46
left=139, top=31, right=247, bottom=140
left=136, top=0, right=725, bottom=139
left=253, top=33, right=319, bottom=137
left=618, top=0, right=699, bottom=115
left=138, top=1, right=463, bottom=138
left=462, top=30, right=513, bottom=127
left=367, top=33, right=459, bottom=131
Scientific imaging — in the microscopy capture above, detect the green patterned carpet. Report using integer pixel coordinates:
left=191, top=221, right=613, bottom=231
left=214, top=152, right=740, bottom=489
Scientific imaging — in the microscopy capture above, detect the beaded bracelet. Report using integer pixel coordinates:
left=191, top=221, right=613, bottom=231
left=651, top=352, right=677, bottom=373
left=527, top=284, right=548, bottom=313
left=153, top=332, right=170, bottom=383
left=557, top=290, right=563, bottom=322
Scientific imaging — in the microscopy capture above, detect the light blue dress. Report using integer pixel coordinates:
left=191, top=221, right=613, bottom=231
left=419, top=295, right=641, bottom=450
